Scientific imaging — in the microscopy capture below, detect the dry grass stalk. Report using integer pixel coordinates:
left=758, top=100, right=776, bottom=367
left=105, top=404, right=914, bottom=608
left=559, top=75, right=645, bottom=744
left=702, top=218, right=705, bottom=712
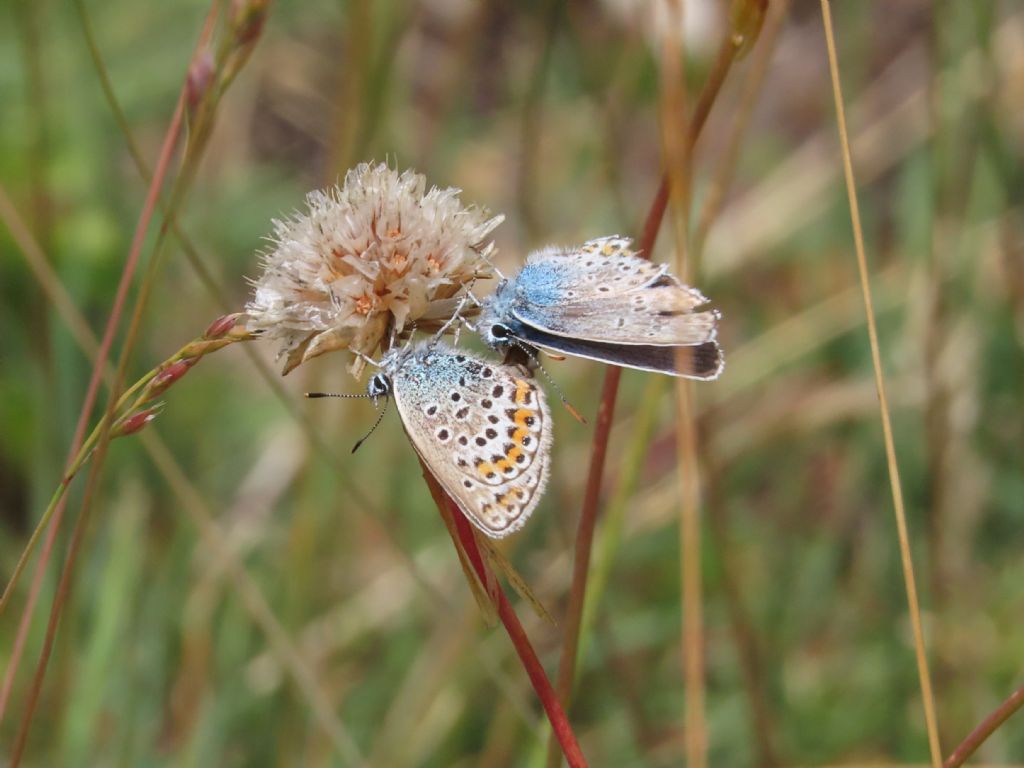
left=2, top=186, right=368, bottom=759
left=821, top=2, right=942, bottom=765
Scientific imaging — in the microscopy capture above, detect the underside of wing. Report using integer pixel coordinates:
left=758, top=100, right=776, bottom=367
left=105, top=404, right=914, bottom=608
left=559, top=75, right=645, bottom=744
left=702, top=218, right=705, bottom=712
left=393, top=359, right=552, bottom=538
left=515, top=238, right=717, bottom=346
left=524, top=237, right=674, bottom=295
left=513, top=324, right=724, bottom=380
left=513, top=293, right=719, bottom=346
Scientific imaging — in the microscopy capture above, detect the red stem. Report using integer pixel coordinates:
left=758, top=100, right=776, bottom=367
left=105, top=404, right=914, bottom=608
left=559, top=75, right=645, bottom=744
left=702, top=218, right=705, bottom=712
left=943, top=681, right=1024, bottom=768
left=547, top=178, right=668, bottom=732
left=0, top=97, right=187, bottom=728
left=550, top=366, right=622, bottom=702
left=440, top=490, right=589, bottom=768
left=639, top=179, right=670, bottom=259
left=546, top=35, right=737, bottom=759
left=3, top=5, right=219, bottom=748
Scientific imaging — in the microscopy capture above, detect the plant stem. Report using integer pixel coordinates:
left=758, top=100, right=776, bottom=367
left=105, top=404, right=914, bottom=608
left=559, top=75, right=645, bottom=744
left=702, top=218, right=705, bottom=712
left=821, top=2, right=942, bottom=765
left=694, top=0, right=790, bottom=262
left=578, top=375, right=665, bottom=659
left=0, top=46, right=188, bottom=738
left=545, top=21, right=744, bottom=768
left=658, top=5, right=708, bottom=763
left=943, top=681, right=1024, bottom=768
left=0, top=87, right=186, bottom=732
left=8, top=4, right=244, bottom=754
left=1, top=184, right=361, bottom=757
left=422, top=469, right=588, bottom=768
left=0, top=423, right=95, bottom=615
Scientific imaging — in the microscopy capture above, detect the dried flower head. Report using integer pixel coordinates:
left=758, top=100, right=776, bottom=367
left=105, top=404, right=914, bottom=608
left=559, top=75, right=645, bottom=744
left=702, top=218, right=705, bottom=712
left=246, top=162, right=503, bottom=377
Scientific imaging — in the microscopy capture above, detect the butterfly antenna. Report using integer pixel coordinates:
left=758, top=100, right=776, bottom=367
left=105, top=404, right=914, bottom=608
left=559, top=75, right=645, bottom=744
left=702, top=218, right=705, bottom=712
left=304, top=391, right=371, bottom=399
left=304, top=390, right=391, bottom=452
left=511, top=340, right=587, bottom=425
left=351, top=396, right=389, bottom=453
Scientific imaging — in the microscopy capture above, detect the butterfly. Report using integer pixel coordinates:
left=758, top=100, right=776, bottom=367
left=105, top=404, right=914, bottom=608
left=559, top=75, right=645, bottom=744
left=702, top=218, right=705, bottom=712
left=364, top=342, right=552, bottom=539
left=476, top=235, right=723, bottom=379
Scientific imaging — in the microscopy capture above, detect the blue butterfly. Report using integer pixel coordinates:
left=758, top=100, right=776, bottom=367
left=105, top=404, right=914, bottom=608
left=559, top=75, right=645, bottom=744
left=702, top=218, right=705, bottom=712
left=309, top=341, right=553, bottom=538
left=477, top=236, right=723, bottom=379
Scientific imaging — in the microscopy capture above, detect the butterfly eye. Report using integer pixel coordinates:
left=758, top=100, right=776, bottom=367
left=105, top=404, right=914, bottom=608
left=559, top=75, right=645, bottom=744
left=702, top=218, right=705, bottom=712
left=367, top=374, right=391, bottom=398
left=490, top=324, right=510, bottom=340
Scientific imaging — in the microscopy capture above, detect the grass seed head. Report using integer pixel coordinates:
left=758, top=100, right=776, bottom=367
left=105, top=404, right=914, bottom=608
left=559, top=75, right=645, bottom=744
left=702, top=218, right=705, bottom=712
left=113, top=405, right=164, bottom=438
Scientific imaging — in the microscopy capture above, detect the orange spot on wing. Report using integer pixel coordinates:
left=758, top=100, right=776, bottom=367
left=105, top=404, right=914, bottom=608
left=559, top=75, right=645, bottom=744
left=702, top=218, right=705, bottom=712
left=495, top=491, right=520, bottom=509
left=513, top=409, right=533, bottom=428
left=476, top=461, right=496, bottom=478
left=513, top=379, right=533, bottom=404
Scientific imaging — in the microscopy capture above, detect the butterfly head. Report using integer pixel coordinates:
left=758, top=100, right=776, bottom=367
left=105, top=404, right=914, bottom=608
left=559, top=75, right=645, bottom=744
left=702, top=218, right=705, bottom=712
left=476, top=285, right=517, bottom=353
left=366, top=371, right=392, bottom=402
left=480, top=320, right=514, bottom=353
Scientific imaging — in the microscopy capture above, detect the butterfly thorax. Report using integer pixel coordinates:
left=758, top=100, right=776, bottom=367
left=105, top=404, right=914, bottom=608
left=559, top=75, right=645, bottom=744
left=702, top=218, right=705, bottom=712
left=478, top=261, right=578, bottom=354
left=509, top=261, right=573, bottom=306
left=372, top=344, right=434, bottom=397
left=380, top=343, right=490, bottom=393
left=376, top=345, right=414, bottom=379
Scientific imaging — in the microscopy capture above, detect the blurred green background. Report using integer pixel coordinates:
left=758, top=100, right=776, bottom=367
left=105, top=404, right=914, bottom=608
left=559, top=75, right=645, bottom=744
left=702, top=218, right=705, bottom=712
left=1, top=0, right=1023, bottom=765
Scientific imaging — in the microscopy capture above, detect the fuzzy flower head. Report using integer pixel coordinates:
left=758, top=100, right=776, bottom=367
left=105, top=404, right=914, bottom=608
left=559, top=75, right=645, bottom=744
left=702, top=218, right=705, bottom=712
left=246, top=162, right=503, bottom=376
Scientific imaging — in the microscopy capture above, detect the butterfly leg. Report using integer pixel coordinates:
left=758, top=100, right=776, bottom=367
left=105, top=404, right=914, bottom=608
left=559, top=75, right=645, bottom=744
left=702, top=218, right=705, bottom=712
left=351, top=349, right=381, bottom=368
left=429, top=293, right=475, bottom=347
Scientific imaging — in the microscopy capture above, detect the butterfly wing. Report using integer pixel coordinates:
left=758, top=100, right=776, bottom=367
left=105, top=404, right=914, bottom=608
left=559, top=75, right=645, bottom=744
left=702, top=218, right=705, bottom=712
left=508, top=322, right=724, bottom=380
left=491, top=236, right=723, bottom=378
left=510, top=236, right=720, bottom=347
left=392, top=348, right=552, bottom=538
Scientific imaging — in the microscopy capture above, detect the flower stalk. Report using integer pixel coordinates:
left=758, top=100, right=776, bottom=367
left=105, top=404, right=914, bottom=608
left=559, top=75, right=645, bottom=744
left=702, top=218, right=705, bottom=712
left=0, top=7, right=226, bottom=730
left=943, top=681, right=1024, bottom=768
left=545, top=13, right=754, bottom=765
left=420, top=466, right=588, bottom=768
left=6, top=6, right=270, bottom=758
left=0, top=316, right=255, bottom=620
